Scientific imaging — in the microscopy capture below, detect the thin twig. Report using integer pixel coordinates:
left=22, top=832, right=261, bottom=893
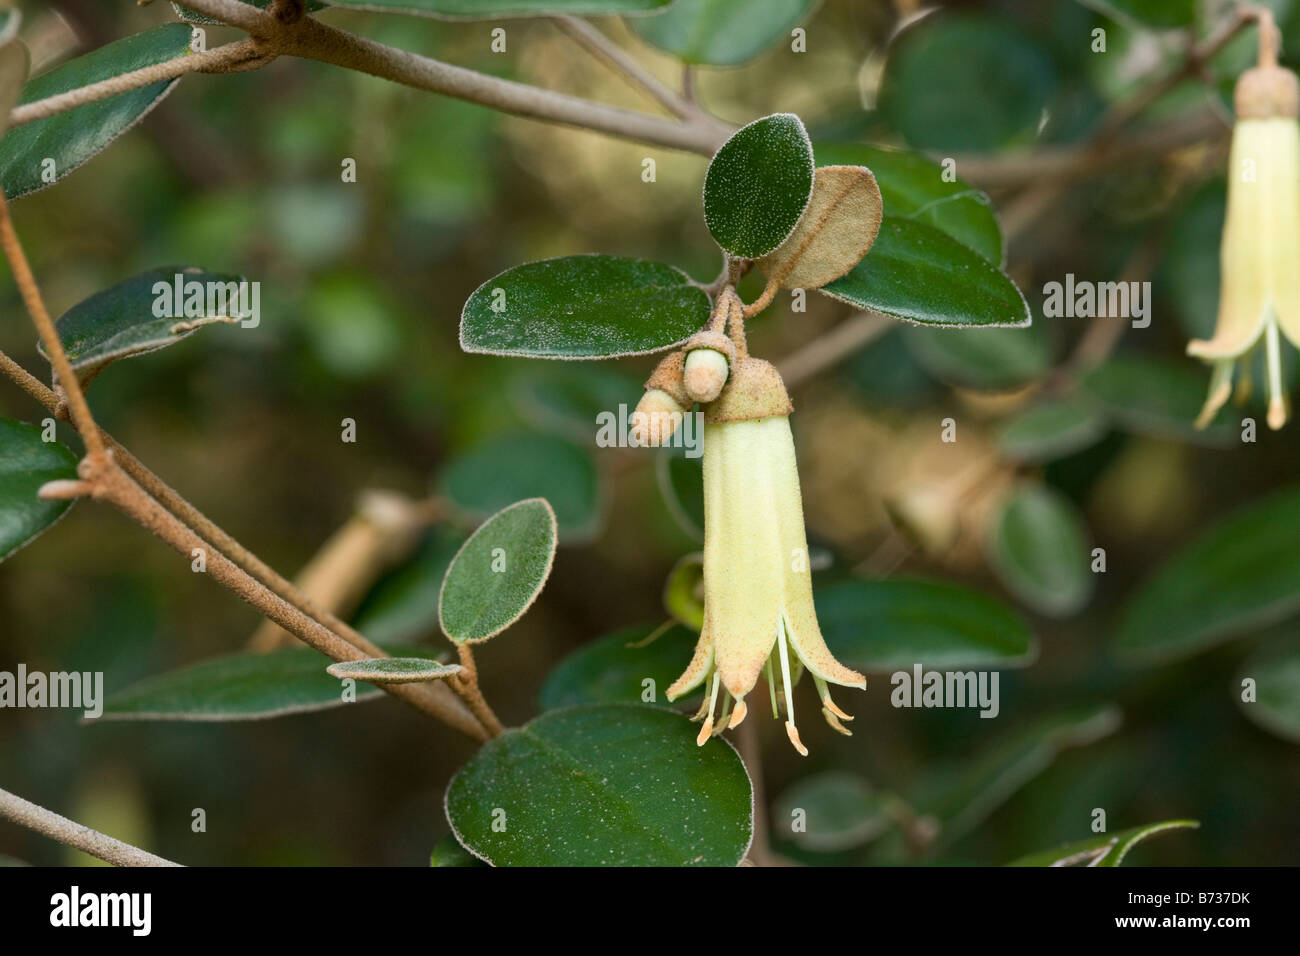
left=777, top=311, right=893, bottom=388
left=0, top=785, right=181, bottom=867
left=552, top=16, right=695, bottom=120
left=7, top=40, right=269, bottom=130
left=453, top=645, right=505, bottom=738
left=176, top=0, right=733, bottom=155
left=0, top=189, right=103, bottom=459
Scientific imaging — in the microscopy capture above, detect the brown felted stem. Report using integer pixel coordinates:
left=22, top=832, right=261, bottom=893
left=453, top=644, right=505, bottom=738
left=703, top=357, right=792, bottom=424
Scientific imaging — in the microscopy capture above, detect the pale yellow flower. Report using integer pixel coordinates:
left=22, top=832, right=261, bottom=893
left=1192, top=40, right=1300, bottom=430
left=664, top=357, right=865, bottom=756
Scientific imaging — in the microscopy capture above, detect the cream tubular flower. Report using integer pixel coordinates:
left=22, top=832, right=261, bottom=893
left=665, top=355, right=865, bottom=756
left=1191, top=18, right=1300, bottom=431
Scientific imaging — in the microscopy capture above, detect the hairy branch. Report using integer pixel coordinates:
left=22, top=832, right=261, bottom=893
left=552, top=16, right=695, bottom=120
left=0, top=785, right=181, bottom=866
left=7, top=40, right=269, bottom=130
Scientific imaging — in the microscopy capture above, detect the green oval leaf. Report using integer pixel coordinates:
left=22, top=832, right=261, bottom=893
left=817, top=577, right=1037, bottom=672
left=988, top=484, right=1093, bottom=617
left=903, top=320, right=1049, bottom=391
left=0, top=24, right=193, bottom=200
left=460, top=255, right=709, bottom=359
left=631, top=0, right=817, bottom=67
left=1116, top=486, right=1300, bottom=664
left=324, top=0, right=670, bottom=18
left=0, top=418, right=78, bottom=563
left=438, top=498, right=557, bottom=644
left=351, top=528, right=465, bottom=644
left=997, top=398, right=1107, bottom=463
left=325, top=658, right=461, bottom=684
left=1080, top=355, right=1236, bottom=445
left=883, top=14, right=1058, bottom=153
left=430, top=834, right=485, bottom=867
left=539, top=623, right=701, bottom=710
left=100, top=644, right=433, bottom=721
left=511, top=364, right=640, bottom=443
left=1008, top=820, right=1199, bottom=867
left=703, top=113, right=814, bottom=259
left=445, top=703, right=752, bottom=866
left=814, top=143, right=1003, bottom=266
left=1237, top=640, right=1300, bottom=743
left=440, top=433, right=603, bottom=543
left=921, top=704, right=1123, bottom=847
left=173, top=1, right=328, bottom=24
left=820, top=218, right=1031, bottom=328
left=773, top=772, right=891, bottom=852
left=42, top=267, right=249, bottom=384
left=655, top=446, right=704, bottom=541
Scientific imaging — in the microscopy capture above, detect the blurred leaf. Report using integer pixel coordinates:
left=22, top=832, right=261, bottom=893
left=512, top=364, right=640, bottom=442
left=821, top=218, right=1031, bottom=328
left=445, top=704, right=752, bottom=866
left=1237, top=640, right=1300, bottom=743
left=0, top=24, right=192, bottom=199
left=883, top=14, right=1058, bottom=153
left=663, top=553, right=704, bottom=631
left=1116, top=486, right=1300, bottom=664
left=920, top=704, right=1123, bottom=846
left=1079, top=355, right=1236, bottom=445
left=903, top=319, right=1049, bottom=390
left=1162, top=184, right=1222, bottom=341
left=460, top=255, right=710, bottom=359
left=101, top=644, right=431, bottom=721
left=703, top=113, right=814, bottom=259
left=440, top=433, right=604, bottom=543
left=631, top=0, right=816, bottom=66
left=1008, top=819, right=1199, bottom=866
left=351, top=528, right=464, bottom=644
left=759, top=165, right=882, bottom=290
left=0, top=418, right=78, bottom=563
left=773, top=772, right=892, bottom=852
left=0, top=10, right=19, bottom=49
left=539, top=623, right=701, bottom=710
left=439, top=498, right=557, bottom=644
left=42, top=267, right=247, bottom=384
left=997, top=397, right=1107, bottom=463
left=1089, top=0, right=1196, bottom=29
left=173, top=1, right=328, bottom=24
left=818, top=578, right=1037, bottom=672
left=327, top=0, right=671, bottom=17
left=0, top=38, right=27, bottom=140
left=325, top=657, right=461, bottom=684
left=656, top=445, right=704, bottom=540
left=302, top=272, right=403, bottom=378
left=429, top=835, right=485, bottom=867
left=988, top=484, right=1093, bottom=617
left=815, top=143, right=1002, bottom=266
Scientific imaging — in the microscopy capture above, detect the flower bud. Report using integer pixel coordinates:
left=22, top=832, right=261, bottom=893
left=630, top=388, right=685, bottom=447
left=683, top=348, right=730, bottom=403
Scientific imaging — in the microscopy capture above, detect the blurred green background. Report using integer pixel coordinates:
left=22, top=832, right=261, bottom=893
left=1, top=0, right=1298, bottom=865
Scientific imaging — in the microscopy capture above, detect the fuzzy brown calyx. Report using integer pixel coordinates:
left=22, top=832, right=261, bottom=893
left=1236, top=65, right=1300, bottom=119
left=643, top=349, right=692, bottom=408
left=682, top=330, right=735, bottom=403
left=703, top=356, right=792, bottom=423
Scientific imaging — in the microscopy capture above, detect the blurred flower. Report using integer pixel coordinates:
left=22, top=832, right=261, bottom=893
left=1191, top=28, right=1300, bottom=431
left=664, top=356, right=865, bottom=756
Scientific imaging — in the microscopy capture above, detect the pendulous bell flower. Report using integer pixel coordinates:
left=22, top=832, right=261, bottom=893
left=1191, top=23, right=1300, bottom=431
left=664, top=354, right=866, bottom=756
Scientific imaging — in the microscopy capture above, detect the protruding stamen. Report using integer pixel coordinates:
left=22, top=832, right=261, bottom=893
left=695, top=672, right=721, bottom=746
left=713, top=695, right=733, bottom=737
left=785, top=721, right=808, bottom=756
left=775, top=619, right=797, bottom=728
left=1265, top=315, right=1288, bottom=430
left=822, top=706, right=852, bottom=736
left=696, top=716, right=714, bottom=746
left=689, top=695, right=711, bottom=722
left=1195, top=361, right=1234, bottom=430
left=728, top=698, right=748, bottom=729
left=814, top=675, right=854, bottom=721
left=766, top=656, right=779, bottom=718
